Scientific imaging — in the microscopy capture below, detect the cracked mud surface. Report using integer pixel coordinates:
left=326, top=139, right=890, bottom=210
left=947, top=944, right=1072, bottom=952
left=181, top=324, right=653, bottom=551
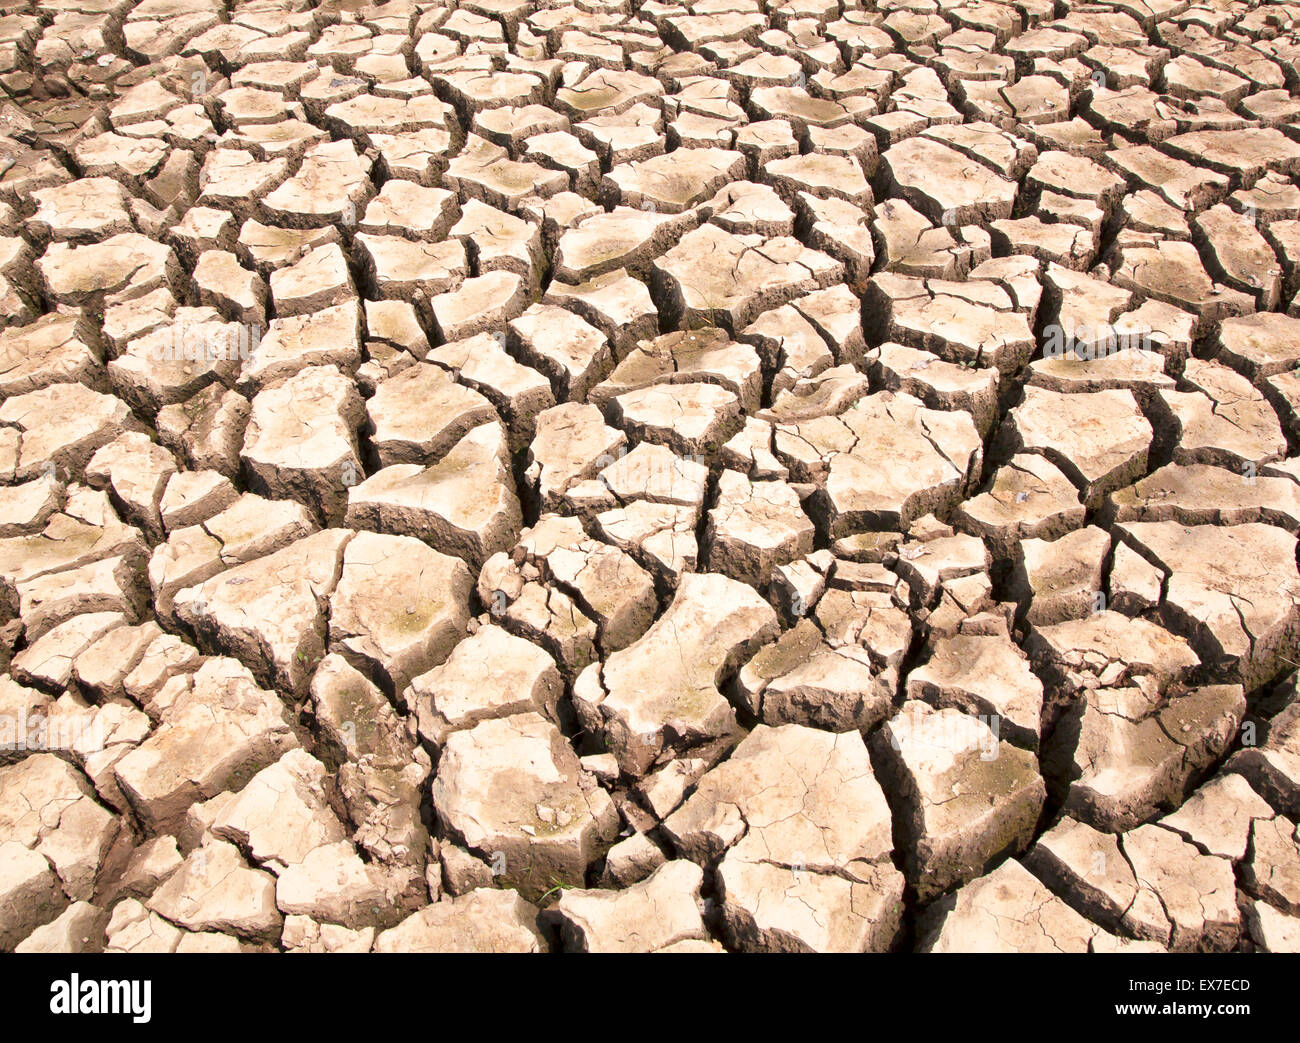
left=1, top=0, right=1300, bottom=955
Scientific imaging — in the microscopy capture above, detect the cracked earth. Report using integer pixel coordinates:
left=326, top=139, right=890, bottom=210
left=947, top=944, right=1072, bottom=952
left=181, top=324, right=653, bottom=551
left=1, top=0, right=1300, bottom=955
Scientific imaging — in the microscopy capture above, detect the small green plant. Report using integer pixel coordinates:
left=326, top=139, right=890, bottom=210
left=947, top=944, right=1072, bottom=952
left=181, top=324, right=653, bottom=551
left=295, top=651, right=323, bottom=671
left=688, top=282, right=725, bottom=334
left=537, top=878, right=579, bottom=903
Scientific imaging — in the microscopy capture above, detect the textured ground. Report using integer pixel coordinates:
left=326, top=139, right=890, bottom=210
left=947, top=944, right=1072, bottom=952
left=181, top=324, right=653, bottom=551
left=1, top=0, right=1300, bottom=954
